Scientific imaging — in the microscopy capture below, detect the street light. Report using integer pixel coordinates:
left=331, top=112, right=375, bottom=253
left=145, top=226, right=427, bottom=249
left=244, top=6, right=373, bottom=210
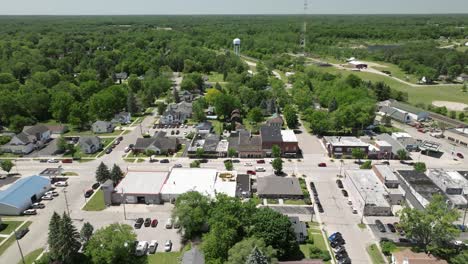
left=63, top=188, right=70, bottom=216
left=122, top=188, right=127, bottom=220
left=14, top=230, right=26, bottom=264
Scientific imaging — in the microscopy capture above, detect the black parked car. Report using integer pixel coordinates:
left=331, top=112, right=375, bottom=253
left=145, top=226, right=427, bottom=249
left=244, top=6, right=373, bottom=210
left=336, top=252, right=349, bottom=260
left=15, top=228, right=29, bottom=239
left=387, top=223, right=396, bottom=233
left=160, top=159, right=170, bottom=163
left=341, top=189, right=348, bottom=197
left=134, top=218, right=144, bottom=229
left=338, top=257, right=351, bottom=264
left=84, top=189, right=94, bottom=198
left=330, top=239, right=345, bottom=248
left=336, top=179, right=343, bottom=189
left=144, top=218, right=152, bottom=227
left=92, top=182, right=100, bottom=190
left=375, top=220, right=386, bottom=233
left=105, top=148, right=112, bottom=154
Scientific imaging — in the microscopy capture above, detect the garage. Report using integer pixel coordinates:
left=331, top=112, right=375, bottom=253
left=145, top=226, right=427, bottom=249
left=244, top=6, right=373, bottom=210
left=112, top=171, right=168, bottom=205
left=0, top=176, right=51, bottom=215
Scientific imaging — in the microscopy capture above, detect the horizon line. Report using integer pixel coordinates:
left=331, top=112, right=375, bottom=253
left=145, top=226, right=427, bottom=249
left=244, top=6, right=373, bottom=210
left=0, top=13, right=468, bottom=16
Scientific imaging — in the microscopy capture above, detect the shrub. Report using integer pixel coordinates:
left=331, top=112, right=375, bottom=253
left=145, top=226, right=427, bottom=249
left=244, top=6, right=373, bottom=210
left=360, top=160, right=372, bottom=169
left=380, top=241, right=396, bottom=256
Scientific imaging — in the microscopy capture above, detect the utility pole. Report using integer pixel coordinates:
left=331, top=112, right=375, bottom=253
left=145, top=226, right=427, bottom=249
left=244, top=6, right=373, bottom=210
left=63, top=188, right=70, bottom=216
left=122, top=188, right=127, bottom=220
left=14, top=230, right=26, bottom=264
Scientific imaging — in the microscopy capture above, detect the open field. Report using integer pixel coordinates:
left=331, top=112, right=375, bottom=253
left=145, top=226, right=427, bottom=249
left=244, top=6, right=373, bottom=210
left=0, top=221, right=23, bottom=235
left=308, top=65, right=467, bottom=106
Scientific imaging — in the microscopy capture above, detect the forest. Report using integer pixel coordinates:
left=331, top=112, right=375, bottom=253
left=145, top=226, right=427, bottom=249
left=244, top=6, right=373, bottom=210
left=0, top=15, right=467, bottom=132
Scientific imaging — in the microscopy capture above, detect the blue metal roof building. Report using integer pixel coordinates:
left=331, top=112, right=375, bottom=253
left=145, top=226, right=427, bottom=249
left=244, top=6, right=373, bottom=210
left=0, top=176, right=51, bottom=215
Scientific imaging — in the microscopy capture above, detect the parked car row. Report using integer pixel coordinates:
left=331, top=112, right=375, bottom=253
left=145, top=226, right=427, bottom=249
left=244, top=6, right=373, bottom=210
left=135, top=239, right=173, bottom=255
left=309, top=182, right=324, bottom=213
left=329, top=232, right=351, bottom=264
left=153, top=123, right=189, bottom=129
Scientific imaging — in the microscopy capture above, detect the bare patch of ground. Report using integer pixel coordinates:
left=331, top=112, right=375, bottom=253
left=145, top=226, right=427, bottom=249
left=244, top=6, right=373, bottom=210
left=432, top=101, right=468, bottom=111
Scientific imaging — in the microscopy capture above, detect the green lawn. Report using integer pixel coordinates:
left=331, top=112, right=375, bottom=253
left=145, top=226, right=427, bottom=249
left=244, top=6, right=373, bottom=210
left=147, top=252, right=182, bottom=264
left=284, top=199, right=306, bottom=205
left=367, top=244, right=385, bottom=264
left=308, top=64, right=467, bottom=106
left=207, top=72, right=225, bottom=83
left=0, top=221, right=32, bottom=256
left=0, top=221, right=23, bottom=235
left=299, top=224, right=331, bottom=264
left=20, top=248, right=43, bottom=264
left=82, top=189, right=106, bottom=211
left=266, top=199, right=279, bottom=204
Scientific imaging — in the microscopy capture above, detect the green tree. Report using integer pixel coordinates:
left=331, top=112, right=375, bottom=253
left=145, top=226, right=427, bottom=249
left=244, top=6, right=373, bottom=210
left=381, top=115, right=392, bottom=127
left=56, top=137, right=68, bottom=154
left=397, top=149, right=408, bottom=160
left=246, top=247, right=270, bottom=264
left=173, top=191, right=211, bottom=239
left=48, top=212, right=62, bottom=260
left=190, top=160, right=201, bottom=168
left=193, top=100, right=206, bottom=122
left=306, top=111, right=331, bottom=136
left=58, top=212, right=81, bottom=262
left=449, top=111, right=457, bottom=119
left=248, top=208, right=299, bottom=259
left=110, top=164, right=124, bottom=186
left=225, top=160, right=234, bottom=171
left=157, top=102, right=166, bottom=116
left=196, top=148, right=205, bottom=159
left=414, top=162, right=427, bottom=173
left=360, top=160, right=372, bottom=169
left=228, top=148, right=237, bottom=159
left=227, top=237, right=278, bottom=264
left=68, top=103, right=89, bottom=130
left=351, top=148, right=366, bottom=163
left=461, top=82, right=467, bottom=93
left=80, top=222, right=94, bottom=244
left=0, top=160, right=14, bottom=174
left=272, top=158, right=283, bottom=174
left=248, top=107, right=264, bottom=124
left=283, top=105, right=298, bottom=128
left=328, top=97, right=338, bottom=112
left=459, top=112, right=465, bottom=121
left=84, top=223, right=136, bottom=264
left=202, top=221, right=239, bottom=263
left=95, top=162, right=110, bottom=183
left=126, top=88, right=139, bottom=114
left=272, top=145, right=281, bottom=158
left=451, top=250, right=468, bottom=264
left=51, top=91, right=74, bottom=122
left=399, top=194, right=460, bottom=251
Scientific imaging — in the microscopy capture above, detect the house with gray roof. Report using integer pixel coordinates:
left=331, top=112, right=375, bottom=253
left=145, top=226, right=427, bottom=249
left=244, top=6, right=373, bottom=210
left=228, top=130, right=264, bottom=158
left=160, top=101, right=193, bottom=125
left=257, top=176, right=303, bottom=199
left=92, top=121, right=115, bottom=134
left=112, top=112, right=131, bottom=124
left=133, top=131, right=178, bottom=155
left=187, top=133, right=220, bottom=157
left=114, top=72, right=128, bottom=84
left=78, top=136, right=102, bottom=154
left=378, top=100, right=429, bottom=123
left=0, top=124, right=51, bottom=154
left=289, top=216, right=308, bottom=243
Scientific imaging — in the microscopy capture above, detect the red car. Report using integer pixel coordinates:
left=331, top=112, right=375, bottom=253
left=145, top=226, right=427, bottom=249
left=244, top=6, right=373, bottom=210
left=62, top=159, right=73, bottom=163
left=256, top=160, right=265, bottom=164
left=457, top=153, right=464, bottom=159
left=247, top=170, right=256, bottom=175
left=151, top=219, right=158, bottom=227
left=318, top=163, right=327, bottom=167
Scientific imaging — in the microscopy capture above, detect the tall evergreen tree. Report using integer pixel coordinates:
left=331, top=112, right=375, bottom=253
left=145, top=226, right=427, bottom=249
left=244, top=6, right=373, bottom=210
left=110, top=164, right=124, bottom=186
left=246, top=247, right=269, bottom=264
left=58, top=212, right=81, bottom=262
left=80, top=222, right=94, bottom=244
left=95, top=162, right=110, bottom=183
left=48, top=212, right=62, bottom=260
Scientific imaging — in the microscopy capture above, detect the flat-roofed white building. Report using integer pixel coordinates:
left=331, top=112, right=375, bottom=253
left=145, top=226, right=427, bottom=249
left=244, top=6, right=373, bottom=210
left=426, top=169, right=468, bottom=208
left=113, top=171, right=169, bottom=204
left=344, top=169, right=392, bottom=216
left=160, top=168, right=236, bottom=201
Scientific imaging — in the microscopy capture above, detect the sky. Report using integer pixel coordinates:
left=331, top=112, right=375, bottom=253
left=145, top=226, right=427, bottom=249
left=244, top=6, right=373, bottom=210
left=1, top=0, right=467, bottom=15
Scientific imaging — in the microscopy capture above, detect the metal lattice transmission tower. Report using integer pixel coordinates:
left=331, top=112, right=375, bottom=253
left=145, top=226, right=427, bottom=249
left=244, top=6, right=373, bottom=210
left=300, top=0, right=308, bottom=54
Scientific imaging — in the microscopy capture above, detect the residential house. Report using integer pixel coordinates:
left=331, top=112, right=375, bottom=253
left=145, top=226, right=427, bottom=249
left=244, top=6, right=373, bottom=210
left=228, top=130, right=263, bottom=158
left=179, top=90, right=197, bottom=102
left=187, top=133, right=220, bottom=157
left=456, top=73, right=468, bottom=83
left=114, top=72, right=128, bottom=84
left=133, top=131, right=178, bottom=155
left=92, top=121, right=115, bottom=134
left=112, top=112, right=131, bottom=124
left=230, top=109, right=242, bottom=124
left=391, top=249, right=448, bottom=264
left=266, top=113, right=284, bottom=128
left=195, top=121, right=213, bottom=134
left=160, top=102, right=193, bottom=125
left=44, top=124, right=69, bottom=135
left=323, top=136, right=369, bottom=158
left=78, top=136, right=102, bottom=154
left=205, top=106, right=215, bottom=116
left=0, top=125, right=51, bottom=154
left=288, top=216, right=308, bottom=243
left=256, top=176, right=303, bottom=199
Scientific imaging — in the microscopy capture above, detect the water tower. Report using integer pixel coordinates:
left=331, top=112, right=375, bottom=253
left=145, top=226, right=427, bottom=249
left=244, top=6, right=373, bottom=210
left=233, top=38, right=241, bottom=56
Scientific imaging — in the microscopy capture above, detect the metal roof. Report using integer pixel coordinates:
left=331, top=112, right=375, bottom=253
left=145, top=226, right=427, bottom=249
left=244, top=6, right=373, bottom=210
left=0, top=176, right=50, bottom=208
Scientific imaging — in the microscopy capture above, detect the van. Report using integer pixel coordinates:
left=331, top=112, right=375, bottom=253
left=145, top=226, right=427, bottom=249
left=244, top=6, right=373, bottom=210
left=165, top=218, right=173, bottom=229
left=135, top=241, right=148, bottom=256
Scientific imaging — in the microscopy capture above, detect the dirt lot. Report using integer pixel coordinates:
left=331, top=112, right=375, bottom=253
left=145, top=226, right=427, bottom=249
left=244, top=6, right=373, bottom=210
left=432, top=101, right=468, bottom=111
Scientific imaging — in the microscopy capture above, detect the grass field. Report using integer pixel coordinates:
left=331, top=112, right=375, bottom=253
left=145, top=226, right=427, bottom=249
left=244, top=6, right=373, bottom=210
left=367, top=244, right=386, bottom=264
left=284, top=199, right=306, bottom=205
left=20, top=248, right=43, bottom=264
left=207, top=72, right=225, bottom=83
left=299, top=223, right=331, bottom=264
left=83, top=189, right=106, bottom=211
left=147, top=252, right=182, bottom=264
left=308, top=65, right=467, bottom=106
left=0, top=221, right=32, bottom=256
left=0, top=221, right=23, bottom=235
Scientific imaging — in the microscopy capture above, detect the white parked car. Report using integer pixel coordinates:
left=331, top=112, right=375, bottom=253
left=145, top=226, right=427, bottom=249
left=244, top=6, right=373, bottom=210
left=244, top=162, right=252, bottom=167
left=165, top=218, right=173, bottom=229
left=23, top=209, right=37, bottom=215
left=352, top=207, right=357, bottom=214
left=47, top=159, right=59, bottom=163
left=173, top=164, right=182, bottom=168
left=41, top=195, right=53, bottom=200
left=45, top=191, right=59, bottom=197
left=255, top=167, right=266, bottom=172
left=164, top=240, right=172, bottom=252
left=54, top=181, right=68, bottom=187
left=135, top=241, right=148, bottom=256
left=347, top=199, right=352, bottom=205
left=148, top=240, right=158, bottom=254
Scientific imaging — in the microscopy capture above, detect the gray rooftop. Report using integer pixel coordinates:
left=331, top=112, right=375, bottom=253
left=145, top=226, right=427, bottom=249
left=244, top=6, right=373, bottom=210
left=426, top=169, right=468, bottom=195
left=260, top=124, right=282, bottom=142
left=374, top=165, right=398, bottom=183
left=345, top=170, right=391, bottom=208
left=257, top=176, right=302, bottom=196
left=397, top=170, right=447, bottom=202
left=324, top=136, right=368, bottom=147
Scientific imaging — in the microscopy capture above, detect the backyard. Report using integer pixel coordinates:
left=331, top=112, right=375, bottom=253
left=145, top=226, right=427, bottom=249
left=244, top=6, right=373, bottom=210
left=299, top=222, right=331, bottom=264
